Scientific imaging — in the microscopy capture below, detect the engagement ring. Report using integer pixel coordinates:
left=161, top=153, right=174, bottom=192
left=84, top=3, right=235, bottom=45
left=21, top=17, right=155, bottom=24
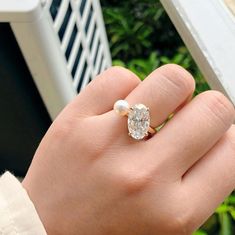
left=113, top=100, right=156, bottom=140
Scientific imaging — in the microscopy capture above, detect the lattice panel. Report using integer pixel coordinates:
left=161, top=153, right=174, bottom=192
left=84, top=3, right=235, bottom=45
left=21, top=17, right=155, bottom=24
left=45, top=0, right=110, bottom=93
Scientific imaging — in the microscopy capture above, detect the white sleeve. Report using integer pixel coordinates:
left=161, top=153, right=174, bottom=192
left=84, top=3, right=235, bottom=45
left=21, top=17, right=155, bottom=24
left=0, top=172, right=47, bottom=235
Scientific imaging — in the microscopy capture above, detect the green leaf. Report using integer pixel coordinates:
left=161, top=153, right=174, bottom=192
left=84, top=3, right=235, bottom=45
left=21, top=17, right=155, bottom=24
left=112, top=60, right=126, bottom=67
left=216, top=204, right=230, bottom=214
left=230, top=210, right=235, bottom=221
left=193, top=230, right=207, bottom=235
left=227, top=195, right=235, bottom=205
left=219, top=213, right=232, bottom=235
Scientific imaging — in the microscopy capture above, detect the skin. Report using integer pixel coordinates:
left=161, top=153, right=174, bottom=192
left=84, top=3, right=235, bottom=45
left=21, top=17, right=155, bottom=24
left=22, top=65, right=235, bottom=235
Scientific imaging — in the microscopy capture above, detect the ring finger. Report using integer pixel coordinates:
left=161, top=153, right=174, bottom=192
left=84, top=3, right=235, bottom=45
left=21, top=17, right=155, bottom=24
left=125, top=64, right=195, bottom=128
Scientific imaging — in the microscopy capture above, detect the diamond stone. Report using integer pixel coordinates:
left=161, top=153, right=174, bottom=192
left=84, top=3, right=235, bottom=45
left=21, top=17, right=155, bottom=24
left=128, top=104, right=150, bottom=140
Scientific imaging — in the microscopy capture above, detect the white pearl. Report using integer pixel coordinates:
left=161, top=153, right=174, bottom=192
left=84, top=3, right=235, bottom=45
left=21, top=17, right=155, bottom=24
left=113, top=100, right=130, bottom=116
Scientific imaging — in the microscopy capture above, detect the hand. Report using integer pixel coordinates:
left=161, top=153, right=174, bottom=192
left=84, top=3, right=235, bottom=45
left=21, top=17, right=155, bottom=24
left=22, top=65, right=235, bottom=235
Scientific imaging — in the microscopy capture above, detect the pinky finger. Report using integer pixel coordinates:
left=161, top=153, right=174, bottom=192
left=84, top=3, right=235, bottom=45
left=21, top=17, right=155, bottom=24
left=182, top=125, right=235, bottom=231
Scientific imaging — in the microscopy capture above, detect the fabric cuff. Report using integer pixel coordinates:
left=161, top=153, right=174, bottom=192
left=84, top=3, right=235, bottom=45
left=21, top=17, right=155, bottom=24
left=0, top=171, right=47, bottom=235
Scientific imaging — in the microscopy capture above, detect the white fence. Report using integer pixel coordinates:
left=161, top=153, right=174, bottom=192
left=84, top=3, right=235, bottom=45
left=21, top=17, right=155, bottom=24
left=0, top=0, right=112, bottom=119
left=161, top=0, right=235, bottom=106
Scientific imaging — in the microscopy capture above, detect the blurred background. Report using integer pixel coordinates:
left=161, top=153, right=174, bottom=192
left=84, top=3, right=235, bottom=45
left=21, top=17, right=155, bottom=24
left=100, top=0, right=234, bottom=234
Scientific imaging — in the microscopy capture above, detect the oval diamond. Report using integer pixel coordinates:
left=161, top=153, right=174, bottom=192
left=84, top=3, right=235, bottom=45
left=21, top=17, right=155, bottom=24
left=128, top=104, right=150, bottom=140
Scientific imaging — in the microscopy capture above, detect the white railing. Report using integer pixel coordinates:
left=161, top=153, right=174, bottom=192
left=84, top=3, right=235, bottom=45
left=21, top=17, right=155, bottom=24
left=161, top=0, right=235, bottom=105
left=0, top=0, right=112, bottom=119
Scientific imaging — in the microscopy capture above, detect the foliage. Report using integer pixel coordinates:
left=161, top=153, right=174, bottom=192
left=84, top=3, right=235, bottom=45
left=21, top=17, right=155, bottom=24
left=101, top=0, right=210, bottom=95
left=101, top=0, right=183, bottom=59
left=196, top=194, right=235, bottom=235
left=101, top=0, right=234, bottom=234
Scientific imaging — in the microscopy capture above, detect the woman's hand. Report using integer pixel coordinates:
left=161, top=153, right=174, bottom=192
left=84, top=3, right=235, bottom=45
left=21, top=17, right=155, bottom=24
left=22, top=65, right=235, bottom=235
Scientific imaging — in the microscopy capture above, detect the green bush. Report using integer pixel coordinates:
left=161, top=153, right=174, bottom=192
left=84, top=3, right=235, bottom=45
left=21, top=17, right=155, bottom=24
left=101, top=0, right=209, bottom=95
left=101, top=0, right=235, bottom=234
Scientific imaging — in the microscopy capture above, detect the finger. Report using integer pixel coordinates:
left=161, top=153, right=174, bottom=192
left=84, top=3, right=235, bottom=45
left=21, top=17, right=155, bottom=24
left=181, top=125, right=235, bottom=231
left=145, top=90, right=235, bottom=178
left=125, top=64, right=195, bottom=127
left=68, top=66, right=140, bottom=116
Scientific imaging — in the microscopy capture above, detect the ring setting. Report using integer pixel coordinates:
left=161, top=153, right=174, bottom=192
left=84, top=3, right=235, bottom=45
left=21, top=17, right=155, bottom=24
left=113, top=100, right=156, bottom=140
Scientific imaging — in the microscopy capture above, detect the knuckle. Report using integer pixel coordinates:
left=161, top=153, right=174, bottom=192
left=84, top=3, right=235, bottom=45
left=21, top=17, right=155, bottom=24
left=224, top=125, right=235, bottom=153
left=170, top=214, right=191, bottom=235
left=104, top=66, right=140, bottom=84
left=157, top=64, right=195, bottom=95
left=111, top=166, right=152, bottom=194
left=94, top=66, right=140, bottom=96
left=199, top=90, right=235, bottom=127
left=166, top=206, right=193, bottom=235
left=50, top=120, right=72, bottom=140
